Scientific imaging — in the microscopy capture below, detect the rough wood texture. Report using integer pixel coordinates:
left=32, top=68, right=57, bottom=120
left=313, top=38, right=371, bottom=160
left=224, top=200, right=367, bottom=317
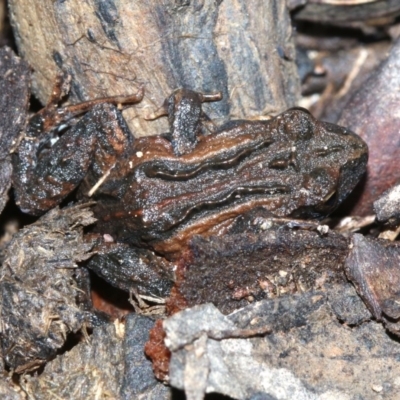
left=8, top=0, right=300, bottom=136
left=0, top=47, right=30, bottom=214
left=293, top=0, right=400, bottom=23
left=339, top=38, right=400, bottom=215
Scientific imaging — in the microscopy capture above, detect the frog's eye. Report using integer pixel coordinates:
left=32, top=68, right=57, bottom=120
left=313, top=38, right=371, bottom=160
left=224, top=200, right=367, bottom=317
left=314, top=145, right=344, bottom=157
left=282, top=110, right=314, bottom=141
left=287, top=107, right=312, bottom=115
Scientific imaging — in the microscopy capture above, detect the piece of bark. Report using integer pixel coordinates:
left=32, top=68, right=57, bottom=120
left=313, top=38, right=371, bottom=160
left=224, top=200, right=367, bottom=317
left=229, top=283, right=372, bottom=331
left=338, top=38, right=400, bottom=215
left=0, top=47, right=30, bottom=214
left=172, top=214, right=349, bottom=314
left=8, top=0, right=300, bottom=138
left=0, top=47, right=29, bottom=158
left=145, top=319, right=172, bottom=382
left=164, top=286, right=400, bottom=400
left=0, top=160, right=12, bottom=214
left=20, top=322, right=125, bottom=399
left=122, top=314, right=172, bottom=400
left=293, top=0, right=400, bottom=24
left=300, top=42, right=390, bottom=123
left=345, top=233, right=400, bottom=335
left=0, top=204, right=97, bottom=373
left=374, top=182, right=400, bottom=226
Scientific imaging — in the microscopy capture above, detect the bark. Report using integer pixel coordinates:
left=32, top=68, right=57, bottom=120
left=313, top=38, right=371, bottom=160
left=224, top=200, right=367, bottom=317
left=338, top=38, right=400, bottom=215
left=0, top=47, right=30, bottom=214
left=8, top=0, right=300, bottom=136
left=293, top=0, right=400, bottom=23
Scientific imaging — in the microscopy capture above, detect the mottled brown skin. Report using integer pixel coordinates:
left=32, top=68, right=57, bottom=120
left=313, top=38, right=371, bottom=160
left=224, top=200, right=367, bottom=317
left=13, top=84, right=368, bottom=261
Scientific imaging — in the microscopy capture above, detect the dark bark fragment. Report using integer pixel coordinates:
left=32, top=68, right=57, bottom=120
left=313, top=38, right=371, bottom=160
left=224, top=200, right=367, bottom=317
left=374, top=182, right=400, bottom=226
left=122, top=314, right=172, bottom=399
left=339, top=38, right=400, bottom=215
left=293, top=0, right=400, bottom=24
left=345, top=233, right=400, bottom=335
left=0, top=47, right=30, bottom=214
left=327, top=282, right=372, bottom=325
left=173, top=215, right=349, bottom=314
left=229, top=283, right=371, bottom=331
left=300, top=42, right=390, bottom=124
left=0, top=204, right=97, bottom=372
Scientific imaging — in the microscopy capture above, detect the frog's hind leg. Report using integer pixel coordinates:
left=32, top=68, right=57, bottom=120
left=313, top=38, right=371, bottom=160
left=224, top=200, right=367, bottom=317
left=86, top=242, right=174, bottom=300
left=13, top=103, right=134, bottom=216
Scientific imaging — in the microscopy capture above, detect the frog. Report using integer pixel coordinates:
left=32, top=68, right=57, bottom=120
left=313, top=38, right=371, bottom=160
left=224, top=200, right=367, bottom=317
left=12, top=77, right=368, bottom=298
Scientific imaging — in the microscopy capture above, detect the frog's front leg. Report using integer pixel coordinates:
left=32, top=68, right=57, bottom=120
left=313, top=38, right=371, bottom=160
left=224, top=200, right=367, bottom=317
left=148, top=88, right=222, bottom=156
left=26, top=73, right=143, bottom=138
left=13, top=93, right=141, bottom=215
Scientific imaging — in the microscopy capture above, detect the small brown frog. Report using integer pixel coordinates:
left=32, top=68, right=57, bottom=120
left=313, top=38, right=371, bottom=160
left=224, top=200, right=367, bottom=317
left=12, top=79, right=368, bottom=294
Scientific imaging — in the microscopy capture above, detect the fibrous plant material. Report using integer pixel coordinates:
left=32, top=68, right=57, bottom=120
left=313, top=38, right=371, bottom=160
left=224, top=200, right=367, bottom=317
left=0, top=204, right=97, bottom=373
left=20, top=316, right=171, bottom=400
left=20, top=321, right=124, bottom=399
left=0, top=378, right=23, bottom=400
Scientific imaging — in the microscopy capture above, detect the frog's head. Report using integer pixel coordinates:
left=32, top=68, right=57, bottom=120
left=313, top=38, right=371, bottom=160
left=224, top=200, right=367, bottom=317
left=274, top=108, right=368, bottom=218
left=146, top=88, right=222, bottom=156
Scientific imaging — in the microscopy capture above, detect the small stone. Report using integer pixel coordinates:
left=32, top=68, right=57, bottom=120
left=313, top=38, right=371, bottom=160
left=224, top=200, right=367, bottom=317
left=103, top=234, right=114, bottom=243
left=371, top=384, right=383, bottom=393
